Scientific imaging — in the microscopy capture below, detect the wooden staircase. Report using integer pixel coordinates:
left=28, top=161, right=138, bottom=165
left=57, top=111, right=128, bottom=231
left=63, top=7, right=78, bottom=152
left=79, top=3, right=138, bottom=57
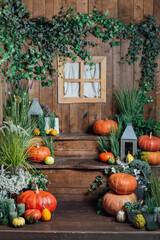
left=0, top=133, right=160, bottom=240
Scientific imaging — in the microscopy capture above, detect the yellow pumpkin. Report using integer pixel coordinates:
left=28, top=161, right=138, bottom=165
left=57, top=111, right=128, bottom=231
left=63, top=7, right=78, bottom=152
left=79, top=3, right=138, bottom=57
left=12, top=217, right=25, bottom=227
left=33, top=129, right=40, bottom=136
left=45, top=129, right=51, bottom=135
left=41, top=208, right=51, bottom=222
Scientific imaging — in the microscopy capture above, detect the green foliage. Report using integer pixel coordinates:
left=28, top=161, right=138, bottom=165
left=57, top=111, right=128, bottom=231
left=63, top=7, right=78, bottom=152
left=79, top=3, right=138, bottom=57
left=142, top=195, right=157, bottom=214
left=97, top=136, right=108, bottom=153
left=149, top=174, right=160, bottom=206
left=0, top=197, right=9, bottom=225
left=124, top=202, right=141, bottom=214
left=0, top=122, right=32, bottom=171
left=27, top=169, right=48, bottom=191
left=44, top=137, right=54, bottom=158
left=88, top=175, right=105, bottom=192
left=3, top=82, right=36, bottom=131
left=129, top=159, right=152, bottom=177
left=49, top=112, right=56, bottom=129
left=0, top=0, right=160, bottom=102
left=38, top=115, right=46, bottom=136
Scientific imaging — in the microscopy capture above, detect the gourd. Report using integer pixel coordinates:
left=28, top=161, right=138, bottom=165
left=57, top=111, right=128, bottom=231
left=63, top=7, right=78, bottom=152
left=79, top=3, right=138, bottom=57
left=44, top=156, right=55, bottom=165
left=109, top=173, right=137, bottom=195
left=27, top=143, right=51, bottom=162
left=17, top=186, right=57, bottom=213
left=24, top=209, right=41, bottom=223
left=140, top=151, right=160, bottom=165
left=33, top=129, right=40, bottom=136
left=93, top=119, right=118, bottom=135
left=41, top=208, right=51, bottom=222
left=99, top=151, right=114, bottom=163
left=12, top=217, right=25, bottom=227
left=138, top=133, right=160, bottom=152
left=134, top=214, right=146, bottom=229
left=103, top=191, right=137, bottom=216
left=50, top=129, right=58, bottom=136
left=108, top=157, right=116, bottom=165
left=116, top=210, right=126, bottom=222
left=126, top=153, right=134, bottom=163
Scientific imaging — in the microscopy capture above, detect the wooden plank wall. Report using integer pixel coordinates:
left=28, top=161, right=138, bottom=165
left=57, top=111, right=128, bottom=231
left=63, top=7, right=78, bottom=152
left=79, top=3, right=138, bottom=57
left=0, top=0, right=160, bottom=130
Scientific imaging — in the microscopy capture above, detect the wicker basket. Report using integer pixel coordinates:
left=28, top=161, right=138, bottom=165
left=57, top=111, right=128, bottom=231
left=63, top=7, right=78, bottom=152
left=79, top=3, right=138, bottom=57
left=27, top=137, right=46, bottom=148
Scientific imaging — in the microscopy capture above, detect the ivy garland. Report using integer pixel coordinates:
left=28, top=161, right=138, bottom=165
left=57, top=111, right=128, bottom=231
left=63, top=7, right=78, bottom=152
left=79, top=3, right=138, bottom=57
left=0, top=0, right=160, bottom=103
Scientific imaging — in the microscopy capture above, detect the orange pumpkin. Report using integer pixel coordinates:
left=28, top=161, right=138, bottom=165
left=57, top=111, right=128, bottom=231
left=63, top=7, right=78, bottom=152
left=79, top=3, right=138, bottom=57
left=138, top=133, right=160, bottom=152
left=24, top=209, right=41, bottom=223
left=27, top=143, right=51, bottom=162
left=17, top=186, right=57, bottom=213
left=103, top=191, right=137, bottom=216
left=33, top=129, right=40, bottom=136
left=109, top=173, right=137, bottom=195
left=140, top=151, right=160, bottom=165
left=50, top=129, right=58, bottom=136
left=93, top=119, right=118, bottom=135
left=99, top=152, right=114, bottom=162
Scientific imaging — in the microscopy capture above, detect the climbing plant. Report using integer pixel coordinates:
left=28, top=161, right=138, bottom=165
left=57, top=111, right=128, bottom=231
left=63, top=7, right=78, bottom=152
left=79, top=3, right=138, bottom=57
left=0, top=0, right=160, bottom=103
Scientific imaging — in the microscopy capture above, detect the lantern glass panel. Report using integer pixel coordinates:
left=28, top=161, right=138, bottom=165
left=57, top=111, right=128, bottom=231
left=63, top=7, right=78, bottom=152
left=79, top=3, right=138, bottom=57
left=125, top=142, right=133, bottom=156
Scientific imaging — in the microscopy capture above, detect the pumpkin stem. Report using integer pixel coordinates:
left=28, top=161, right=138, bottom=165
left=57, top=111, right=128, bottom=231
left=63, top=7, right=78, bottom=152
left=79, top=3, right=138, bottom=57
left=149, top=132, right=152, bottom=139
left=104, top=150, right=108, bottom=153
left=35, top=185, right=39, bottom=194
left=36, top=143, right=40, bottom=148
left=105, top=118, right=108, bottom=121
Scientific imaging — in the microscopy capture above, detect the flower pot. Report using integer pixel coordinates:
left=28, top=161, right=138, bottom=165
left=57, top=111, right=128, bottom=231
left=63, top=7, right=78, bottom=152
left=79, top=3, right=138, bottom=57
left=127, top=211, right=137, bottom=224
left=134, top=183, right=144, bottom=201
left=154, top=206, right=160, bottom=223
left=44, top=117, right=50, bottom=130
left=144, top=213, right=156, bottom=224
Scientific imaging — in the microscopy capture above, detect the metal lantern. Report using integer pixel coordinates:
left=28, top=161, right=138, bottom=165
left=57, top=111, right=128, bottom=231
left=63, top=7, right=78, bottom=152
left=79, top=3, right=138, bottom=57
left=28, top=98, right=43, bottom=120
left=120, top=123, right=137, bottom=161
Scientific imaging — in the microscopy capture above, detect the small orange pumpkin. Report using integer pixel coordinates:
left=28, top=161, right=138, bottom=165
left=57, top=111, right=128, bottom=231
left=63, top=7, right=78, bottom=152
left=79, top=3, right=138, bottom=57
left=140, top=151, right=160, bottom=165
left=103, top=191, right=137, bottom=216
left=99, top=152, right=115, bottom=163
left=24, top=209, right=41, bottom=223
left=27, top=143, right=51, bottom=162
left=41, top=208, right=51, bottom=222
left=50, top=129, right=58, bottom=136
left=93, top=119, right=118, bottom=135
left=109, top=173, right=137, bottom=195
left=33, top=129, right=40, bottom=136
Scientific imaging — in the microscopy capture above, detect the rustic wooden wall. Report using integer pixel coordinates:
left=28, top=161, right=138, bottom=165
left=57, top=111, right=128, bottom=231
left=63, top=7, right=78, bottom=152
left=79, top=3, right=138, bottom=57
left=0, top=0, right=160, bottom=132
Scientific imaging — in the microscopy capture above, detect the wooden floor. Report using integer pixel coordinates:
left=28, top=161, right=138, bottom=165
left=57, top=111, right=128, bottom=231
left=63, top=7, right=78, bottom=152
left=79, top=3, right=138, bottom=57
left=0, top=194, right=160, bottom=240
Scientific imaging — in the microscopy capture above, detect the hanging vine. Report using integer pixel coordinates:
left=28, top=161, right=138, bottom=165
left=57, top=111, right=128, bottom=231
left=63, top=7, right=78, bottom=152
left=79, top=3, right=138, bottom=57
left=0, top=0, right=160, bottom=104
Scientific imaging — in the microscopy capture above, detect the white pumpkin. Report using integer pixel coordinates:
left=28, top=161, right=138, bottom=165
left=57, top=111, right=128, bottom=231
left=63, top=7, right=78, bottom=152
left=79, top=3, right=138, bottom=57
left=116, top=210, right=126, bottom=223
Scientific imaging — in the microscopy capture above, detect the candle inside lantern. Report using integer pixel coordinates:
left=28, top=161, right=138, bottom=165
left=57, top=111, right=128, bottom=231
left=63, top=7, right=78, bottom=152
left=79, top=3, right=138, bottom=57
left=9, top=211, right=17, bottom=225
left=17, top=203, right=25, bottom=217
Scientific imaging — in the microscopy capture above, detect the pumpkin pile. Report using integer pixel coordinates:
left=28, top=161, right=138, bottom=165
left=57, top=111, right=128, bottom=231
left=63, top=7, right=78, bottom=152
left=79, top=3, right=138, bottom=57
left=138, top=133, right=160, bottom=165
left=103, top=173, right=137, bottom=216
left=16, top=186, right=57, bottom=225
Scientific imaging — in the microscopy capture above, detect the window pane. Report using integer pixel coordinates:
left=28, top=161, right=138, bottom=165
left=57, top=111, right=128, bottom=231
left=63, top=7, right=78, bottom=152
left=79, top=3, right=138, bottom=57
left=84, top=82, right=101, bottom=98
left=64, top=63, right=80, bottom=79
left=64, top=82, right=80, bottom=98
left=84, top=63, right=100, bottom=79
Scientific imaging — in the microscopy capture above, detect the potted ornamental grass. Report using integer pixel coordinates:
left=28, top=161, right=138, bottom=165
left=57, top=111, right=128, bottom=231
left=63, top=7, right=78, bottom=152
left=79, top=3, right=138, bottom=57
left=141, top=196, right=157, bottom=224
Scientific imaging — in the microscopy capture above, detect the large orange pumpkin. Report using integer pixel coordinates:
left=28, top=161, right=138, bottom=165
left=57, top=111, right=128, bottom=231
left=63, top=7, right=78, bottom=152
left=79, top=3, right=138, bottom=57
left=17, top=187, right=57, bottom=213
left=109, top=173, right=137, bottom=195
left=93, top=119, right=118, bottom=135
left=24, top=209, right=42, bottom=223
left=27, top=144, right=51, bottom=162
left=138, top=133, right=160, bottom=152
left=140, top=151, right=160, bottom=165
left=99, top=152, right=114, bottom=162
left=103, top=191, right=137, bottom=216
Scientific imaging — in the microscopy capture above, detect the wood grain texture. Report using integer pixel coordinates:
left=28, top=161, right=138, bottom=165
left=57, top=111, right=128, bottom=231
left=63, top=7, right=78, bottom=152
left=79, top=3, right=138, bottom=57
left=1, top=0, right=159, bottom=131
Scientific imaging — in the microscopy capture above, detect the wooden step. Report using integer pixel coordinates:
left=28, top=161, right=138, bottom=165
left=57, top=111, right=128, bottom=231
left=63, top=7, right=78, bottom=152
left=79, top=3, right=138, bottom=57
left=31, top=159, right=160, bottom=196
left=40, top=133, right=108, bottom=159
left=0, top=194, right=160, bottom=240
